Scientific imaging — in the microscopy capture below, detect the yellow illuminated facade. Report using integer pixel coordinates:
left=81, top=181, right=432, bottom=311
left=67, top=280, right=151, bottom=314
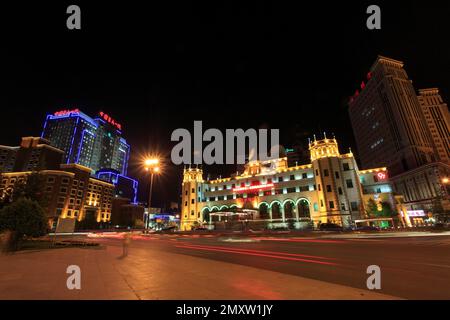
left=180, top=137, right=404, bottom=231
left=0, top=164, right=114, bottom=225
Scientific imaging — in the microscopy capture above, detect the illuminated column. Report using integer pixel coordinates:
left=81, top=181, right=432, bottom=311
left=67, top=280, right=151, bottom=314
left=268, top=206, right=273, bottom=221
left=280, top=205, right=285, bottom=222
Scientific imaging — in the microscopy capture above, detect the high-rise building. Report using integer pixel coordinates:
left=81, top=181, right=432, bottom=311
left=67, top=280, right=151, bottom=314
left=41, top=109, right=130, bottom=175
left=348, top=56, right=450, bottom=215
left=418, top=88, right=450, bottom=164
left=348, top=56, right=437, bottom=176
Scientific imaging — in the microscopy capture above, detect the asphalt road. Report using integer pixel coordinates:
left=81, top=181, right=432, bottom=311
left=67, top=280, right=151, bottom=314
left=89, top=232, right=450, bottom=299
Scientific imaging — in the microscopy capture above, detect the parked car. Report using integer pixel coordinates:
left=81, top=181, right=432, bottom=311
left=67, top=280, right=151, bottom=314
left=319, top=223, right=343, bottom=231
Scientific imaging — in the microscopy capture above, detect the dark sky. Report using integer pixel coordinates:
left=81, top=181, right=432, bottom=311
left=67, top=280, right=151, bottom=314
left=3, top=1, right=450, bottom=209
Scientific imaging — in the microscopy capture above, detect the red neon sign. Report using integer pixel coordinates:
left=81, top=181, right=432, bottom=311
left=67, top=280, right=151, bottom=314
left=99, top=111, right=122, bottom=131
left=54, top=109, right=80, bottom=116
left=376, top=172, right=387, bottom=181
left=232, top=183, right=274, bottom=193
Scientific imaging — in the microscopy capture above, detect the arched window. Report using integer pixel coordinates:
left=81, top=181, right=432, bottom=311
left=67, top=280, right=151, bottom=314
left=271, top=202, right=281, bottom=219
left=259, top=203, right=269, bottom=219
left=298, top=199, right=310, bottom=218
left=284, top=201, right=294, bottom=219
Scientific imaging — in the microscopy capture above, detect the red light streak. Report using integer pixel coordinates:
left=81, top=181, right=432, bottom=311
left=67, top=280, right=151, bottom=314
left=254, top=237, right=344, bottom=244
left=175, top=244, right=340, bottom=266
left=176, top=243, right=338, bottom=261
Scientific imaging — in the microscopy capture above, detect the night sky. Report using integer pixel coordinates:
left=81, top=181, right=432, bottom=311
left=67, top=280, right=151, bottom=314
left=3, top=1, right=450, bottom=209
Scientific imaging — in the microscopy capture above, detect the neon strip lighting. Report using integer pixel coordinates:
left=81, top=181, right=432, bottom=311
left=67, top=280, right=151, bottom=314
left=67, top=117, right=80, bottom=164
left=48, top=112, right=98, bottom=128
left=96, top=170, right=139, bottom=204
left=232, top=183, right=275, bottom=193
left=76, top=129, right=96, bottom=164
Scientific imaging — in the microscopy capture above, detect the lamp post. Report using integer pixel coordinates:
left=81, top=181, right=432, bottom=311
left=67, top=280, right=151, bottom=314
left=144, top=158, right=160, bottom=229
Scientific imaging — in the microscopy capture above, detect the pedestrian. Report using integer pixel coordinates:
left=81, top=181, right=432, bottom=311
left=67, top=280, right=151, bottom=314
left=122, top=232, right=131, bottom=257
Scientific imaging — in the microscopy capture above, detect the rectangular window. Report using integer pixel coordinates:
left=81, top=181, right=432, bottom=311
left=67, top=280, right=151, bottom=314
left=335, top=171, right=340, bottom=179
left=315, top=169, right=319, bottom=176
left=343, top=163, right=350, bottom=171
left=290, top=175, right=295, bottom=181
left=338, top=187, right=343, bottom=195
left=318, top=184, right=321, bottom=191
left=324, top=169, right=329, bottom=177
left=326, top=185, right=332, bottom=192
left=351, top=202, right=358, bottom=210
left=346, top=179, right=354, bottom=188
left=278, top=177, right=283, bottom=182
left=287, top=187, right=296, bottom=193
left=329, top=201, right=335, bottom=209
left=191, top=199, right=195, bottom=204
left=302, top=173, right=307, bottom=179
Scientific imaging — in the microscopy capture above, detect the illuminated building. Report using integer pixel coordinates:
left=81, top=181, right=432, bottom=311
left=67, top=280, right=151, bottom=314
left=41, top=109, right=130, bottom=175
left=348, top=56, right=450, bottom=216
left=96, top=169, right=138, bottom=203
left=0, top=137, right=63, bottom=173
left=0, top=163, right=114, bottom=227
left=180, top=136, right=403, bottom=231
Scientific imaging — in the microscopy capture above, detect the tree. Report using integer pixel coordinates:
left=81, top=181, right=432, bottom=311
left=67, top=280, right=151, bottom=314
left=0, top=199, right=48, bottom=250
left=366, top=199, right=399, bottom=226
left=12, top=172, right=48, bottom=208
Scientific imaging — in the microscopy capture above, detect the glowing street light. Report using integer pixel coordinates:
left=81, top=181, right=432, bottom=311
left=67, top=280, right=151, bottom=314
left=144, top=157, right=161, bottom=229
left=442, top=177, right=449, bottom=184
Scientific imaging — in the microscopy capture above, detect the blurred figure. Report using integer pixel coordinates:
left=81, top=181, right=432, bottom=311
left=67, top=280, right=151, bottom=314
left=122, top=232, right=131, bottom=258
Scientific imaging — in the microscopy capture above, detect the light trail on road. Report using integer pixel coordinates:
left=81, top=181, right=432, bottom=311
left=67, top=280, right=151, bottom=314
left=175, top=244, right=341, bottom=266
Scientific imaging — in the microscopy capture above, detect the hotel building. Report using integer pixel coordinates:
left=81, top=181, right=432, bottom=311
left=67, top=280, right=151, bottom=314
left=0, top=164, right=114, bottom=225
left=181, top=137, right=405, bottom=231
left=41, top=109, right=130, bottom=175
left=348, top=56, right=450, bottom=217
left=0, top=137, right=115, bottom=227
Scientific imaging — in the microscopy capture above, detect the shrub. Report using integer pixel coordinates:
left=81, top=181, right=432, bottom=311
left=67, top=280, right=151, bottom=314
left=0, top=198, right=48, bottom=241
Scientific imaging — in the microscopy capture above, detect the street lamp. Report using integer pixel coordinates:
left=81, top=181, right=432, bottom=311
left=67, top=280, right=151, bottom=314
left=144, top=157, right=161, bottom=229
